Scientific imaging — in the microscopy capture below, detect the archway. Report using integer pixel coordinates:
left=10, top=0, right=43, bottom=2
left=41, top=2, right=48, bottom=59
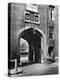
left=17, top=26, right=46, bottom=56
left=18, top=27, right=46, bottom=64
left=19, top=28, right=42, bottom=63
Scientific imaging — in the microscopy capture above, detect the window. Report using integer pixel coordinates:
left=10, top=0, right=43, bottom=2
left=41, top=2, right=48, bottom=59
left=25, top=12, right=30, bottom=20
left=34, top=14, right=40, bottom=24
left=49, top=26, right=55, bottom=39
left=27, top=4, right=38, bottom=12
left=35, top=15, right=38, bottom=22
left=49, top=10, right=55, bottom=20
left=24, top=11, right=40, bottom=24
left=49, top=27, right=54, bottom=33
left=27, top=4, right=32, bottom=11
left=30, top=13, right=34, bottom=21
left=52, top=10, right=55, bottom=20
left=49, top=33, right=55, bottom=39
left=49, top=5, right=55, bottom=20
left=49, top=33, right=53, bottom=39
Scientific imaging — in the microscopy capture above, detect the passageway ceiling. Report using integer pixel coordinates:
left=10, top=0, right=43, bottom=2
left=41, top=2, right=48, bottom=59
left=20, top=28, right=42, bottom=47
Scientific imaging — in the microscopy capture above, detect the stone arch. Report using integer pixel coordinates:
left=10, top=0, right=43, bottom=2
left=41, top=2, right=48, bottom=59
left=17, top=26, right=47, bottom=58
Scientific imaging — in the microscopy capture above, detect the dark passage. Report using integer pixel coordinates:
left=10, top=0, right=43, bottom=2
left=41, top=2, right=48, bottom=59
left=20, top=28, right=42, bottom=63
